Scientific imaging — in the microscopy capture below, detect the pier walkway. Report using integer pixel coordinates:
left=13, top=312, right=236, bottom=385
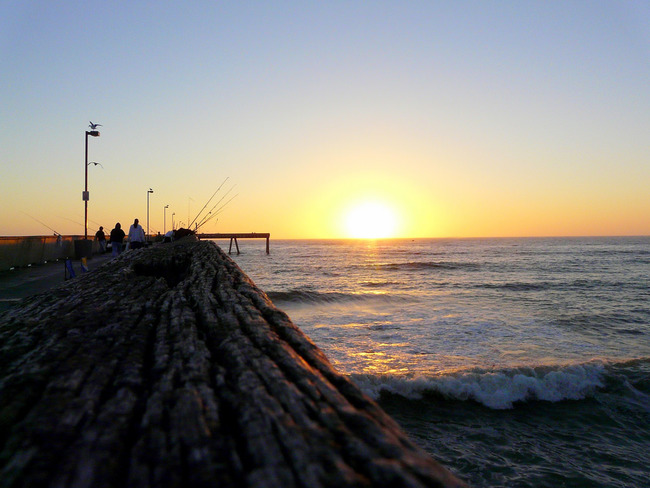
left=0, top=251, right=113, bottom=314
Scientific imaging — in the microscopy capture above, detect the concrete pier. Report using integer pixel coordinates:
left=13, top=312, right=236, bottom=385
left=0, top=235, right=104, bottom=270
left=0, top=239, right=467, bottom=488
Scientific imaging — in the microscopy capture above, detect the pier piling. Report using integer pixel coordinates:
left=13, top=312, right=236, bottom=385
left=197, top=232, right=270, bottom=254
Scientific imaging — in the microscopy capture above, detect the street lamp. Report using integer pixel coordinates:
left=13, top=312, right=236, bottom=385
left=84, top=127, right=101, bottom=240
left=87, top=161, right=103, bottom=236
left=147, top=188, right=154, bottom=242
left=172, top=212, right=175, bottom=230
left=164, top=205, right=169, bottom=234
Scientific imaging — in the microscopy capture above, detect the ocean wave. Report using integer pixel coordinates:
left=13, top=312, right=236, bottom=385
left=359, top=280, right=405, bottom=288
left=350, top=361, right=634, bottom=410
left=477, top=282, right=552, bottom=292
left=360, top=261, right=480, bottom=271
left=266, top=289, right=412, bottom=305
left=476, top=279, right=647, bottom=293
left=589, top=248, right=650, bottom=256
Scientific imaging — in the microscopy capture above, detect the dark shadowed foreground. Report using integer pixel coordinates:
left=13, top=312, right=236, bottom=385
left=0, top=239, right=467, bottom=488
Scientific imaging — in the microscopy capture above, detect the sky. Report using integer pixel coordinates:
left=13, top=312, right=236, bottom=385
left=1, top=1, right=649, bottom=239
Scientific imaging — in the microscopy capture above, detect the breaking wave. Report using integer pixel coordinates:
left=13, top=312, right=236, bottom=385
left=351, top=360, right=650, bottom=410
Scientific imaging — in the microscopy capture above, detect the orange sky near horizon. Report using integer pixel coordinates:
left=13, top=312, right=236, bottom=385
left=1, top=3, right=649, bottom=239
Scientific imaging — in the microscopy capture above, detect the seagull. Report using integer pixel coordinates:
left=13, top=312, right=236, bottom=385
left=89, top=121, right=102, bottom=130
left=88, top=161, right=104, bottom=168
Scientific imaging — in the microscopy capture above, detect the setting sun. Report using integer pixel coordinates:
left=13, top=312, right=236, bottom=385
left=344, top=201, right=399, bottom=239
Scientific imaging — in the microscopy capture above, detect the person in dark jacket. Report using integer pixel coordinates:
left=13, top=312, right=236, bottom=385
left=110, top=223, right=126, bottom=257
left=95, top=226, right=107, bottom=253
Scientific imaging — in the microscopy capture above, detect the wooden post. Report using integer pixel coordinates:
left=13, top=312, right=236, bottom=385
left=0, top=240, right=467, bottom=488
left=228, top=237, right=240, bottom=254
left=197, top=233, right=270, bottom=255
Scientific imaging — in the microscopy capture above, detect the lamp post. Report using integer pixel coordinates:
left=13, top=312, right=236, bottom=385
left=164, top=205, right=169, bottom=234
left=84, top=128, right=101, bottom=240
left=87, top=161, right=103, bottom=235
left=147, top=188, right=154, bottom=242
left=172, top=212, right=175, bottom=230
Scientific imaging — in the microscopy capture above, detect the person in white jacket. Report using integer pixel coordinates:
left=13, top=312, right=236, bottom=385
left=128, top=218, right=146, bottom=250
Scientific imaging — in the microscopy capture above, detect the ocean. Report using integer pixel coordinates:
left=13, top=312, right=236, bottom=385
left=225, top=237, right=650, bottom=488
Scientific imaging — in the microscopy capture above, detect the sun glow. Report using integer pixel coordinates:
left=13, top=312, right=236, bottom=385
left=344, top=201, right=399, bottom=239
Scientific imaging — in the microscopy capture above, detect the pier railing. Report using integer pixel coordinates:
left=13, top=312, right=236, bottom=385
left=0, top=235, right=101, bottom=270
left=0, top=239, right=467, bottom=488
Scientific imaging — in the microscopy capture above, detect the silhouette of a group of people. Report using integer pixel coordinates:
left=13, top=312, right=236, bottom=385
left=94, top=219, right=147, bottom=257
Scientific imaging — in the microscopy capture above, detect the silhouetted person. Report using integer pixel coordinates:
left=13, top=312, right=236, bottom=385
left=110, top=223, right=125, bottom=257
left=95, top=226, right=106, bottom=253
left=128, top=218, right=146, bottom=250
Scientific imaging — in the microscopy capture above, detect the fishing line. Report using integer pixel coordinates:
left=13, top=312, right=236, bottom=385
left=198, top=193, right=238, bottom=229
left=57, top=215, right=99, bottom=235
left=195, top=188, right=235, bottom=229
left=195, top=184, right=236, bottom=229
left=188, top=177, right=229, bottom=229
left=21, top=211, right=61, bottom=236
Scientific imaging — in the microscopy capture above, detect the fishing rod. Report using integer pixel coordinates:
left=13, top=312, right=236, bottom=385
left=187, top=197, right=193, bottom=230
left=21, top=211, right=61, bottom=236
left=199, top=192, right=238, bottom=228
left=197, top=193, right=238, bottom=229
left=189, top=178, right=229, bottom=229
left=58, top=215, right=85, bottom=228
left=195, top=184, right=236, bottom=229
left=200, top=193, right=238, bottom=228
left=58, top=215, right=99, bottom=235
left=195, top=187, right=235, bottom=229
left=188, top=177, right=229, bottom=230
left=89, top=218, right=104, bottom=228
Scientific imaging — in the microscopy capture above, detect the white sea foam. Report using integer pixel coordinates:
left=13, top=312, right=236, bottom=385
left=352, top=362, right=608, bottom=409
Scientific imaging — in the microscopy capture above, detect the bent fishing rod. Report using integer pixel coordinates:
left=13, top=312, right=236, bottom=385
left=21, top=211, right=61, bottom=236
left=195, top=184, right=236, bottom=229
left=188, top=177, right=229, bottom=230
left=196, top=193, right=239, bottom=230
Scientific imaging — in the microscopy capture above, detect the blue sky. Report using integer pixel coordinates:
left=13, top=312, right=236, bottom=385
left=1, top=1, right=649, bottom=237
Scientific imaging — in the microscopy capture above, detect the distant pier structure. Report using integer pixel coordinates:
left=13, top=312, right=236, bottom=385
left=198, top=232, right=270, bottom=254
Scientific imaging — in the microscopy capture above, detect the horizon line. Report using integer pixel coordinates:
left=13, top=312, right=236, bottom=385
left=2, top=233, right=649, bottom=240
